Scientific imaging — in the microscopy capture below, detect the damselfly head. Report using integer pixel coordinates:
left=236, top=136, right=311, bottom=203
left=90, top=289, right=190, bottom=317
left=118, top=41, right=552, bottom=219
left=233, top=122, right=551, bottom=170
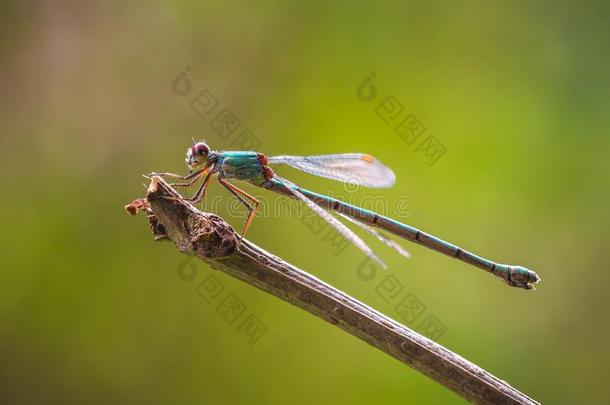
left=185, top=141, right=210, bottom=169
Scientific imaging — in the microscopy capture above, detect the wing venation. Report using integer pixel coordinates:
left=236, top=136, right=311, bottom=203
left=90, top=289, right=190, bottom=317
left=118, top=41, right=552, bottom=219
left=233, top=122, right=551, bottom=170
left=268, top=154, right=396, bottom=188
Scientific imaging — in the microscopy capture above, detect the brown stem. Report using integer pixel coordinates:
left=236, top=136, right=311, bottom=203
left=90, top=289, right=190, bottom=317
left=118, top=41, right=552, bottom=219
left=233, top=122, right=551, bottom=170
left=128, top=176, right=538, bottom=405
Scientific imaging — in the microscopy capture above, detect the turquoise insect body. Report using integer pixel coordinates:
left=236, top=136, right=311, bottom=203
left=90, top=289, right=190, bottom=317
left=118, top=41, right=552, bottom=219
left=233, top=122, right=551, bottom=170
left=152, top=141, right=540, bottom=290
left=215, top=151, right=270, bottom=184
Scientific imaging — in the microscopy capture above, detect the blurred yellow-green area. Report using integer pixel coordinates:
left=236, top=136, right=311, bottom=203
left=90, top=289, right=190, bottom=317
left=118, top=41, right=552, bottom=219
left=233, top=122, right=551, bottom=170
left=2, top=1, right=609, bottom=404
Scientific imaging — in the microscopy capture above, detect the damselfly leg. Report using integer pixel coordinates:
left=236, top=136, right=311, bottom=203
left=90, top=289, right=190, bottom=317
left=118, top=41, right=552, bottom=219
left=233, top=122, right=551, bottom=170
left=148, top=170, right=203, bottom=186
left=219, top=178, right=260, bottom=247
left=148, top=169, right=210, bottom=207
left=170, top=170, right=206, bottom=188
left=188, top=169, right=214, bottom=206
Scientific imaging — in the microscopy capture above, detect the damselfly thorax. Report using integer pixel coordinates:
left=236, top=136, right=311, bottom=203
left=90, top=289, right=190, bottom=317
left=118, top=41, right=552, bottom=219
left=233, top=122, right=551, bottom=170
left=213, top=151, right=275, bottom=184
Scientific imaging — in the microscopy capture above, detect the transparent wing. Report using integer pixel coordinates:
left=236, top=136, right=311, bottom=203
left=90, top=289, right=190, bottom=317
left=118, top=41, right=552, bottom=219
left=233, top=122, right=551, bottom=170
left=276, top=177, right=386, bottom=268
left=337, top=213, right=411, bottom=259
left=268, top=154, right=396, bottom=188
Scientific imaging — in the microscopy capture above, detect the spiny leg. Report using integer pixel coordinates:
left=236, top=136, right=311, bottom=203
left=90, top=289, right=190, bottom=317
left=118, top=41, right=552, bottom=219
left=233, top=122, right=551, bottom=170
left=219, top=179, right=260, bottom=246
left=170, top=168, right=207, bottom=188
left=188, top=169, right=214, bottom=206
left=143, top=170, right=203, bottom=203
left=148, top=170, right=202, bottom=182
left=148, top=169, right=208, bottom=204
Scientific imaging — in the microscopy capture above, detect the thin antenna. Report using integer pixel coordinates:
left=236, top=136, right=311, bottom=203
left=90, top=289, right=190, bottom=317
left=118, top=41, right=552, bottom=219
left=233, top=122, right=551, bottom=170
left=191, top=137, right=196, bottom=146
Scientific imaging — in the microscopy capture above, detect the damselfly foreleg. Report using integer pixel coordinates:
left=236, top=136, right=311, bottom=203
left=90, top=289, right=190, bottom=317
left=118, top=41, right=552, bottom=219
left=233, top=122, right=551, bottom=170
left=188, top=169, right=214, bottom=205
left=146, top=169, right=205, bottom=180
left=147, top=169, right=208, bottom=189
left=170, top=168, right=209, bottom=188
left=218, top=179, right=260, bottom=246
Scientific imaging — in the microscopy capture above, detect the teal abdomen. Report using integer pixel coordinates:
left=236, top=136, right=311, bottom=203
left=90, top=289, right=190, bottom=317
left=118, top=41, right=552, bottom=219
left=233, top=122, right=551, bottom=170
left=218, top=151, right=266, bottom=182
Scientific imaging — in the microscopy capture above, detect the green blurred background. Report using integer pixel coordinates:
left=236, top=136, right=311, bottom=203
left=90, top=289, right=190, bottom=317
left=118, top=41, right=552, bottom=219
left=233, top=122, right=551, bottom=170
left=2, top=1, right=609, bottom=403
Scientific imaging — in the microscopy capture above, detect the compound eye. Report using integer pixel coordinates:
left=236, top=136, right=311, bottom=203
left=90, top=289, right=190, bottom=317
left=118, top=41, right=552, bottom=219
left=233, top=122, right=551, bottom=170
left=194, top=143, right=209, bottom=156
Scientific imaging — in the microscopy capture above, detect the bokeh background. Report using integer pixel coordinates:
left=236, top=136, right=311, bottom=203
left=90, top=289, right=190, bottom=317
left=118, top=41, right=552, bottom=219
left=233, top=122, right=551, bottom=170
left=2, top=1, right=609, bottom=404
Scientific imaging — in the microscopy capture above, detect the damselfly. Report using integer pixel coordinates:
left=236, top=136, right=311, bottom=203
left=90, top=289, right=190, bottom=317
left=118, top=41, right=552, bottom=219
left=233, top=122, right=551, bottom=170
left=149, top=140, right=540, bottom=290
